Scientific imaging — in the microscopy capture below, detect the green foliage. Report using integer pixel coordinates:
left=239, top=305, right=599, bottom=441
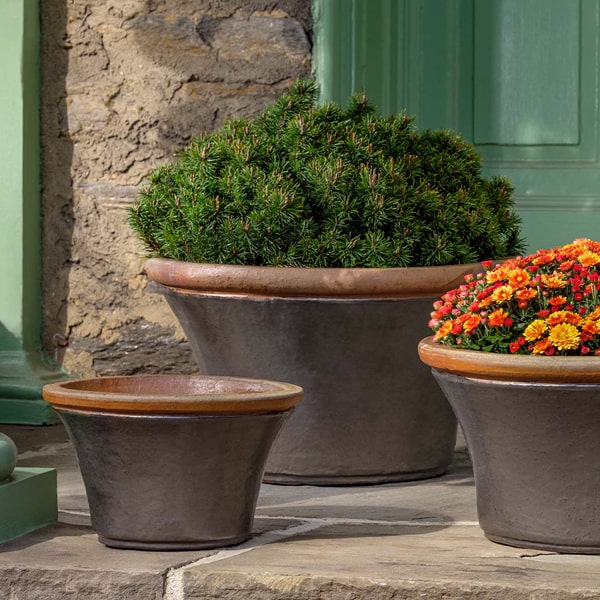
left=129, top=80, right=525, bottom=267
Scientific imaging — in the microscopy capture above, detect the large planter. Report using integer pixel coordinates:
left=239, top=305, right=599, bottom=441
left=145, top=258, right=483, bottom=485
left=418, top=336, right=600, bottom=554
left=42, top=375, right=302, bottom=550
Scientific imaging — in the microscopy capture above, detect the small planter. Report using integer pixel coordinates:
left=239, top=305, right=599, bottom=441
left=143, top=259, right=483, bottom=485
left=419, top=336, right=600, bottom=554
left=42, top=375, right=302, bottom=550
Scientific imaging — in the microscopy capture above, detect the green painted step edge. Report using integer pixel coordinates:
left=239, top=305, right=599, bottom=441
left=0, top=467, right=58, bottom=543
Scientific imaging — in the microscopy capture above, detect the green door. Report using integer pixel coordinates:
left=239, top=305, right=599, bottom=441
left=313, top=0, right=600, bottom=252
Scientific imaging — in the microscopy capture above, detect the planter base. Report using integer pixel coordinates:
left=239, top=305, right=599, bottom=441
left=99, top=533, right=250, bottom=551
left=486, top=533, right=600, bottom=555
left=263, top=465, right=448, bottom=486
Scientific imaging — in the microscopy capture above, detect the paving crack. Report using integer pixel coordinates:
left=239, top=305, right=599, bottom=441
left=162, top=519, right=325, bottom=599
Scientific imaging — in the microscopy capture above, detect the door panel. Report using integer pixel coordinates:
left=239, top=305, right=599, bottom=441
left=313, top=0, right=600, bottom=251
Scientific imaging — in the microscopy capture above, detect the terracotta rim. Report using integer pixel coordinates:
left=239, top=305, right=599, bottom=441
left=145, top=258, right=484, bottom=299
left=418, top=336, right=600, bottom=384
left=42, top=375, right=303, bottom=415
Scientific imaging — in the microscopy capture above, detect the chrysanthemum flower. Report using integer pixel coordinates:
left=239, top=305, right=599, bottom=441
left=507, top=268, right=531, bottom=288
left=490, top=285, right=514, bottom=303
left=548, top=323, right=580, bottom=351
left=579, top=251, right=600, bottom=267
left=540, top=273, right=566, bottom=289
left=429, top=239, right=600, bottom=355
left=488, top=309, right=508, bottom=327
left=524, top=319, right=548, bottom=341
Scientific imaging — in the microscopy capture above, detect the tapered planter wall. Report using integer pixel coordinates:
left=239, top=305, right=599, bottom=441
left=42, top=375, right=302, bottom=550
left=419, top=336, right=600, bottom=554
left=145, top=259, right=483, bottom=485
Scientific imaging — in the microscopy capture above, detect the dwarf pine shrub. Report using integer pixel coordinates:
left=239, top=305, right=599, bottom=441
left=129, top=80, right=525, bottom=267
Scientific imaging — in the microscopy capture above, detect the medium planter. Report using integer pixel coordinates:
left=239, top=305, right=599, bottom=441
left=419, top=336, right=600, bottom=554
left=42, top=375, right=302, bottom=550
left=145, top=258, right=483, bottom=485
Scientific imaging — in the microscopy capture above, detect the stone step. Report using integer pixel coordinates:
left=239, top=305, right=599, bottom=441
left=2, top=424, right=599, bottom=600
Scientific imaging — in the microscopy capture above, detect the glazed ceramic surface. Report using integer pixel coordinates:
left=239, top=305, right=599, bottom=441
left=145, top=259, right=482, bottom=485
left=43, top=375, right=302, bottom=550
left=419, top=337, right=600, bottom=554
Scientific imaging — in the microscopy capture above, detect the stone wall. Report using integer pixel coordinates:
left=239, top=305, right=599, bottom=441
left=40, top=0, right=312, bottom=377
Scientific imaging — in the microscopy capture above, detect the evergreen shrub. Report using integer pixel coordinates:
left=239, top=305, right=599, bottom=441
left=129, top=80, right=525, bottom=267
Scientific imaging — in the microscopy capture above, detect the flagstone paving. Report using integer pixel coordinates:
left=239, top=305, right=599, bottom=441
left=2, top=424, right=600, bottom=599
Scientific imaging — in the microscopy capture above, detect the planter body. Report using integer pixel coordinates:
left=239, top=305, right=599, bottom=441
left=43, top=375, right=302, bottom=550
left=419, top=337, right=600, bottom=554
left=145, top=259, right=482, bottom=485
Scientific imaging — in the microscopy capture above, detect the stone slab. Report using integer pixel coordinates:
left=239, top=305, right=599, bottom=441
left=4, top=424, right=600, bottom=600
left=0, top=519, right=299, bottom=600
left=0, top=467, right=57, bottom=542
left=178, top=523, right=600, bottom=599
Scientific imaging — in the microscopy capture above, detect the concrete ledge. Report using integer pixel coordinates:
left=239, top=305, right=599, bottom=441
left=0, top=467, right=57, bottom=542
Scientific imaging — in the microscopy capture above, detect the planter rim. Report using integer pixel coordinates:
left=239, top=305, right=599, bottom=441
left=418, top=336, right=600, bottom=383
left=145, top=258, right=483, bottom=299
left=42, top=374, right=303, bottom=415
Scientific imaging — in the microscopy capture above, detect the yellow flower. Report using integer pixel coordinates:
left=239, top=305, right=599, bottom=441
left=486, top=264, right=511, bottom=284
left=490, top=285, right=514, bottom=303
left=540, top=273, right=566, bottom=289
left=434, top=321, right=453, bottom=341
left=524, top=319, right=548, bottom=341
left=578, top=250, right=600, bottom=267
left=548, top=323, right=580, bottom=351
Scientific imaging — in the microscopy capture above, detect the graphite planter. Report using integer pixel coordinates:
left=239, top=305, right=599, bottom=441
left=145, top=259, right=483, bottom=485
left=42, top=375, right=302, bottom=550
left=419, top=336, right=600, bottom=554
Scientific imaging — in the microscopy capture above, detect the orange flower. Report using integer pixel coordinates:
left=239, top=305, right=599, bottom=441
left=524, top=319, right=548, bottom=341
left=533, top=252, right=556, bottom=265
left=463, top=314, right=481, bottom=334
left=515, top=288, right=537, bottom=301
left=490, top=285, right=514, bottom=303
left=486, top=265, right=511, bottom=284
left=565, top=311, right=584, bottom=326
left=507, top=268, right=531, bottom=289
left=488, top=309, right=509, bottom=327
left=582, top=319, right=600, bottom=335
left=540, top=273, right=566, bottom=289
left=548, top=295, right=567, bottom=307
left=546, top=311, right=568, bottom=326
left=532, top=337, right=553, bottom=355
left=548, top=323, right=580, bottom=351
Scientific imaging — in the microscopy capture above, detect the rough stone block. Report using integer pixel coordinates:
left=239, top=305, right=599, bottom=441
left=0, top=467, right=57, bottom=543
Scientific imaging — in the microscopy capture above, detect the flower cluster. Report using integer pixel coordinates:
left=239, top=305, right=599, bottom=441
left=429, top=239, right=600, bottom=355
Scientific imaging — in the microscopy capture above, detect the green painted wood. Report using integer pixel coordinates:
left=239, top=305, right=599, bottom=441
left=312, top=0, right=600, bottom=252
left=0, top=467, right=57, bottom=543
left=0, top=0, right=62, bottom=424
left=473, top=0, right=579, bottom=145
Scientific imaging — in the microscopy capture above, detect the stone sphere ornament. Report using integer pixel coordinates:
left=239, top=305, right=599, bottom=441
left=0, top=433, right=18, bottom=481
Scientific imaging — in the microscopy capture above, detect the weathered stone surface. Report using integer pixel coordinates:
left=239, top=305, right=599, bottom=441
left=69, top=319, right=199, bottom=376
left=2, top=567, right=164, bottom=600
left=40, top=1, right=312, bottom=377
left=179, top=524, right=600, bottom=600
left=5, top=427, right=600, bottom=600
